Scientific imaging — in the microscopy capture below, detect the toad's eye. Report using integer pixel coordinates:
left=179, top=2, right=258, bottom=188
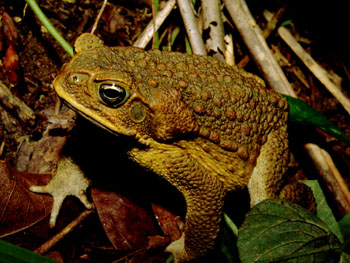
left=98, top=82, right=129, bottom=108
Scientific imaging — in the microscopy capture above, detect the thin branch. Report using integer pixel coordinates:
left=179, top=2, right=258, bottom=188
left=90, top=0, right=108, bottom=34
left=201, top=0, right=225, bottom=61
left=176, top=0, right=206, bottom=55
left=35, top=207, right=95, bottom=255
left=133, top=0, right=176, bottom=48
left=304, top=143, right=350, bottom=215
left=278, top=26, right=350, bottom=116
left=0, top=81, right=35, bottom=123
left=224, top=34, right=234, bottom=65
left=223, top=0, right=294, bottom=95
left=262, top=6, right=286, bottom=39
left=237, top=5, right=286, bottom=68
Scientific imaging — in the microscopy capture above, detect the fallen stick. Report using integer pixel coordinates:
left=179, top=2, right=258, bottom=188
left=35, top=207, right=95, bottom=255
left=278, top=26, right=350, bottom=116
left=202, top=0, right=225, bottom=61
left=223, top=0, right=295, bottom=95
left=0, top=81, right=35, bottom=123
left=133, top=0, right=176, bottom=48
left=176, top=0, right=206, bottom=55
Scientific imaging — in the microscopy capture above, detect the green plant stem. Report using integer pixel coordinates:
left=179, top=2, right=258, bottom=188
left=25, top=0, right=74, bottom=56
left=152, top=0, right=160, bottom=49
left=223, top=213, right=238, bottom=236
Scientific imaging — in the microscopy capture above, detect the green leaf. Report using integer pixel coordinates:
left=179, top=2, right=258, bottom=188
left=237, top=199, right=342, bottom=263
left=340, top=252, right=350, bottom=263
left=0, top=239, right=57, bottom=263
left=220, top=213, right=240, bottom=263
left=284, top=95, right=350, bottom=144
left=281, top=20, right=293, bottom=27
left=185, top=35, right=192, bottom=55
left=170, top=26, right=181, bottom=46
left=339, top=214, right=350, bottom=238
left=302, top=180, right=344, bottom=242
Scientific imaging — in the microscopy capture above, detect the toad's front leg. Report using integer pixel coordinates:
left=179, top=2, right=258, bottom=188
left=129, top=145, right=225, bottom=262
left=165, top=175, right=225, bottom=262
left=30, top=156, right=92, bottom=227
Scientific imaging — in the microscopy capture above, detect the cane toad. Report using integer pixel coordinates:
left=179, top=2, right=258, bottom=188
left=48, top=33, right=305, bottom=262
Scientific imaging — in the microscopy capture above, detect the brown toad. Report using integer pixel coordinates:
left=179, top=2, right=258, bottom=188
left=49, top=33, right=307, bottom=262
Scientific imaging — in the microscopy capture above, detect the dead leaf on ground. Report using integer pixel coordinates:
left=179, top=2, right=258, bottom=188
left=0, top=7, right=18, bottom=48
left=91, top=187, right=159, bottom=250
left=15, top=105, right=76, bottom=173
left=151, top=203, right=181, bottom=242
left=0, top=8, right=19, bottom=84
left=0, top=161, right=52, bottom=237
left=2, top=44, right=19, bottom=83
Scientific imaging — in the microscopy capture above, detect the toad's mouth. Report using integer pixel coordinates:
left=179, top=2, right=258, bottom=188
left=60, top=98, right=120, bottom=137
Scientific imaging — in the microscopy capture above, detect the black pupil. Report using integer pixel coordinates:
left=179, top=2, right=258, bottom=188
left=99, top=83, right=126, bottom=106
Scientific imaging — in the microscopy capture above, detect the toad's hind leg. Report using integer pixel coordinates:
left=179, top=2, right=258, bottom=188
left=247, top=128, right=289, bottom=206
left=129, top=146, right=225, bottom=262
left=247, top=128, right=316, bottom=211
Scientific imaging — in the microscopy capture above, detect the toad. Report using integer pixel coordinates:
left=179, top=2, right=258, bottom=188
left=33, top=33, right=313, bottom=262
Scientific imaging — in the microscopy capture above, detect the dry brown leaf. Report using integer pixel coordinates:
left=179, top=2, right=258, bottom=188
left=2, top=44, right=18, bottom=83
left=0, top=161, right=52, bottom=237
left=0, top=7, right=18, bottom=47
left=0, top=8, right=19, bottom=83
left=151, top=203, right=181, bottom=242
left=91, top=187, right=158, bottom=250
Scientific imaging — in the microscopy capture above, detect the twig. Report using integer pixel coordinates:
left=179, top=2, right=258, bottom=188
left=0, top=141, right=5, bottom=157
left=224, top=34, right=234, bottom=66
left=237, top=5, right=286, bottom=68
left=270, top=45, right=311, bottom=89
left=201, top=0, right=225, bottom=61
left=261, top=6, right=286, bottom=39
left=304, top=143, right=350, bottom=215
left=91, top=0, right=108, bottom=34
left=278, top=26, right=350, bottom=116
left=176, top=0, right=206, bottom=55
left=0, top=81, right=35, bottom=123
left=35, top=207, right=95, bottom=255
left=224, top=0, right=294, bottom=95
left=133, top=0, right=176, bottom=48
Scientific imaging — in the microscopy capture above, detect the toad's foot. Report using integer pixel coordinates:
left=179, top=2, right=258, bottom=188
left=30, top=156, right=92, bottom=227
left=165, top=233, right=189, bottom=263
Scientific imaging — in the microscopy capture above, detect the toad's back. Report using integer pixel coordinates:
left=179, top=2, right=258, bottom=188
left=68, top=45, right=289, bottom=165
